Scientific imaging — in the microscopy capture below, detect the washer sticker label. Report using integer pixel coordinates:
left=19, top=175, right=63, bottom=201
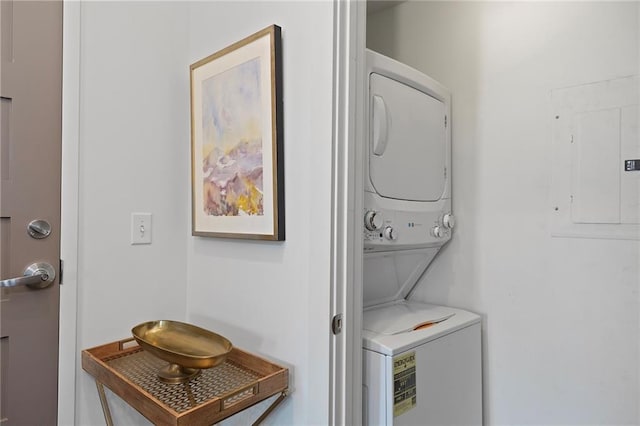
left=393, top=351, right=417, bottom=417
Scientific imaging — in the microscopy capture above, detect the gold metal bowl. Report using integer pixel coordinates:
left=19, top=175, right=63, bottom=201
left=132, top=320, right=233, bottom=384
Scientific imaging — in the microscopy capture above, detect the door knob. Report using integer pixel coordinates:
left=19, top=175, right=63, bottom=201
left=0, top=262, right=56, bottom=289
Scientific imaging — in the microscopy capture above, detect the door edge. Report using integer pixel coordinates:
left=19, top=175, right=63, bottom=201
left=59, top=1, right=81, bottom=424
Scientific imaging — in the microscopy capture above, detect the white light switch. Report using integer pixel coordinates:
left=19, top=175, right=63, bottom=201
left=131, top=213, right=152, bottom=245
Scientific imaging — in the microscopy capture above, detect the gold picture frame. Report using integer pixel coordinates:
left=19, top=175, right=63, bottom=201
left=190, top=25, right=284, bottom=240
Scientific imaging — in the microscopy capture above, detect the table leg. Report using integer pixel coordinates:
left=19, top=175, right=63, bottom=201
left=96, top=380, right=114, bottom=426
left=252, top=390, right=288, bottom=426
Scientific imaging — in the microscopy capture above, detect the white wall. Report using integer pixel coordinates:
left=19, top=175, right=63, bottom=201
left=67, top=1, right=335, bottom=425
left=72, top=3, right=190, bottom=424
left=368, top=2, right=639, bottom=425
left=186, top=2, right=334, bottom=425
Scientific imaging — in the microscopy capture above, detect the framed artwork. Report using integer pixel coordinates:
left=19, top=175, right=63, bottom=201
left=190, top=25, right=284, bottom=240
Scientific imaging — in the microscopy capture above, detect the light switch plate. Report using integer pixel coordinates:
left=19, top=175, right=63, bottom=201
left=131, top=213, right=152, bottom=245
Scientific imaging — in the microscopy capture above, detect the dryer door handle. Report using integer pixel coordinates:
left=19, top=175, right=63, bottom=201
left=372, top=95, right=389, bottom=156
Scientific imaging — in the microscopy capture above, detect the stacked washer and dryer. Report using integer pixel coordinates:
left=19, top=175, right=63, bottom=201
left=362, top=50, right=482, bottom=425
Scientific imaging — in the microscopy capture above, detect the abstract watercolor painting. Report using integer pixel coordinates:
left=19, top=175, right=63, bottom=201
left=201, top=58, right=264, bottom=217
left=190, top=25, right=284, bottom=240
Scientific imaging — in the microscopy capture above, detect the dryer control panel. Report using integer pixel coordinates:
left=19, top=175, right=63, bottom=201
left=363, top=193, right=454, bottom=252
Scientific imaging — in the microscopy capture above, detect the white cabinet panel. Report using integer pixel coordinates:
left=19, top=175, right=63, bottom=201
left=571, top=108, right=621, bottom=224
left=551, top=75, right=639, bottom=239
left=621, top=105, right=639, bottom=224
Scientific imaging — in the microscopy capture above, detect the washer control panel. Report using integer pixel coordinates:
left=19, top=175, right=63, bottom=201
left=363, top=208, right=454, bottom=251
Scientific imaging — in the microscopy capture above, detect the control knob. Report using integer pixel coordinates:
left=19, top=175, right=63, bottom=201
left=384, top=226, right=397, bottom=241
left=443, top=213, right=455, bottom=229
left=431, top=225, right=445, bottom=238
left=364, top=211, right=383, bottom=231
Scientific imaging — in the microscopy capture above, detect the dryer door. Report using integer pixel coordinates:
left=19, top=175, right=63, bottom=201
left=369, top=73, right=446, bottom=202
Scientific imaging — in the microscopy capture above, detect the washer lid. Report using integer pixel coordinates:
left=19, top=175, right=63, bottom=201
left=362, top=301, right=482, bottom=355
left=364, top=301, right=454, bottom=335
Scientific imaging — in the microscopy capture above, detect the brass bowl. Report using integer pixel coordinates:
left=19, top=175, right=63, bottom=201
left=132, top=320, right=233, bottom=384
